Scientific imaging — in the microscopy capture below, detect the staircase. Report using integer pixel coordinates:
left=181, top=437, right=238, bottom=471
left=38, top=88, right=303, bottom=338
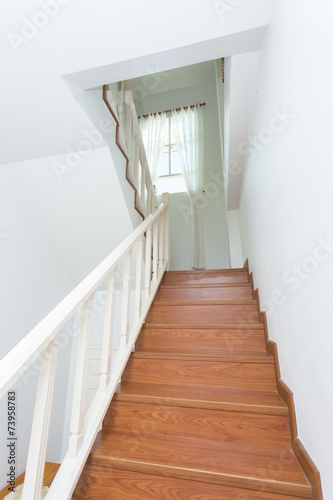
left=73, top=268, right=314, bottom=499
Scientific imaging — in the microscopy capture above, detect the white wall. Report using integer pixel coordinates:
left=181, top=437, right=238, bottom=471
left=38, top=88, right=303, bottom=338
left=227, top=210, right=243, bottom=268
left=0, top=169, right=75, bottom=487
left=141, top=82, right=230, bottom=270
left=2, top=148, right=137, bottom=286
left=238, top=1, right=333, bottom=497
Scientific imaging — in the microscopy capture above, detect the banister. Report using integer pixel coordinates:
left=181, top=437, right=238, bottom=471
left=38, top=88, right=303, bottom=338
left=0, top=201, right=168, bottom=400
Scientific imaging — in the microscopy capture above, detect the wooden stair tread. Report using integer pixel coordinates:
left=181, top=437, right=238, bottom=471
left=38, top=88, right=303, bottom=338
left=164, top=269, right=247, bottom=274
left=115, top=382, right=289, bottom=416
left=104, top=400, right=291, bottom=449
left=161, top=271, right=249, bottom=285
left=147, top=304, right=259, bottom=324
left=155, top=286, right=254, bottom=300
left=74, top=465, right=311, bottom=500
left=132, top=349, right=274, bottom=363
left=137, top=327, right=267, bottom=352
left=152, top=299, right=257, bottom=305
left=160, top=282, right=252, bottom=288
left=88, top=430, right=311, bottom=498
left=143, top=322, right=264, bottom=329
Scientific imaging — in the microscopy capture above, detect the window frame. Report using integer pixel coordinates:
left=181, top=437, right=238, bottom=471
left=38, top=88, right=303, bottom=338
left=159, top=116, right=182, bottom=179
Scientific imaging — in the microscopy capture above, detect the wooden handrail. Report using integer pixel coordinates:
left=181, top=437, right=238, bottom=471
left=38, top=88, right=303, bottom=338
left=103, top=81, right=157, bottom=218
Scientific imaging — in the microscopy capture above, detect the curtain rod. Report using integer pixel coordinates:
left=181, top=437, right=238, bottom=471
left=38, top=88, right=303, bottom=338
left=138, top=102, right=206, bottom=119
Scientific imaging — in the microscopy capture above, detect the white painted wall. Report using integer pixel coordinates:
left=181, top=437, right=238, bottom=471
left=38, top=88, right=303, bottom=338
left=0, top=168, right=74, bottom=487
left=142, top=82, right=230, bottom=270
left=227, top=51, right=260, bottom=210
left=2, top=148, right=137, bottom=286
left=238, top=1, right=333, bottom=497
left=227, top=210, right=243, bottom=268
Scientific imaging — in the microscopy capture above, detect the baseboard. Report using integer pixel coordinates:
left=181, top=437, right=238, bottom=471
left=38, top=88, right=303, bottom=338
left=244, top=259, right=323, bottom=500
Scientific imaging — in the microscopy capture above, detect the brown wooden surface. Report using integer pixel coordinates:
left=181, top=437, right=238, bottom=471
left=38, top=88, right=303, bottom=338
left=136, top=326, right=267, bottom=351
left=0, top=462, right=60, bottom=499
left=74, top=267, right=321, bottom=498
left=122, top=358, right=276, bottom=390
left=114, top=382, right=289, bottom=415
left=155, top=285, right=253, bottom=301
left=104, top=400, right=291, bottom=448
left=87, top=430, right=311, bottom=498
left=131, top=349, right=273, bottom=363
left=74, top=465, right=311, bottom=500
left=144, top=322, right=265, bottom=330
left=146, top=303, right=259, bottom=323
left=161, top=270, right=249, bottom=285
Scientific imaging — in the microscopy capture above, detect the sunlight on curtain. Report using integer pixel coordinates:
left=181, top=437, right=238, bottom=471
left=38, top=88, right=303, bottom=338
left=139, top=112, right=167, bottom=184
left=173, top=106, right=205, bottom=270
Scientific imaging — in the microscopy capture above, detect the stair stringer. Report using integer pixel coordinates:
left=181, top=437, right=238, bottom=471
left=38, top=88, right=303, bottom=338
left=244, top=259, right=323, bottom=500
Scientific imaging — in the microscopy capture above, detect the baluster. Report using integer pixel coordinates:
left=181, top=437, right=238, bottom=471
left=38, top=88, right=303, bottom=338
left=134, top=237, right=144, bottom=322
left=152, top=220, right=159, bottom=281
left=159, top=213, right=164, bottom=269
left=134, top=135, right=140, bottom=184
left=144, top=227, right=152, bottom=300
left=126, top=103, right=133, bottom=154
left=22, top=335, right=60, bottom=500
left=120, top=249, right=132, bottom=350
left=68, top=294, right=95, bottom=458
left=141, top=167, right=146, bottom=214
left=162, top=193, right=170, bottom=270
left=99, top=269, right=116, bottom=392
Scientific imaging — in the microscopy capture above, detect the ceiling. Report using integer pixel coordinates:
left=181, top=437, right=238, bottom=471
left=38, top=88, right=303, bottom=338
left=129, top=60, right=217, bottom=99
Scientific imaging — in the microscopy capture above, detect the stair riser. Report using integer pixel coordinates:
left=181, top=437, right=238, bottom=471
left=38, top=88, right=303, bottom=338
left=146, top=305, right=259, bottom=323
left=137, top=328, right=266, bottom=352
left=161, top=272, right=249, bottom=285
left=74, top=465, right=310, bottom=500
left=104, top=401, right=291, bottom=449
left=122, top=359, right=276, bottom=391
left=155, top=286, right=253, bottom=301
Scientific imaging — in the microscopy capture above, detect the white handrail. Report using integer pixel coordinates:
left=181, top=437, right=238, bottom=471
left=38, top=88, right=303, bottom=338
left=0, top=202, right=167, bottom=399
left=0, top=197, right=170, bottom=499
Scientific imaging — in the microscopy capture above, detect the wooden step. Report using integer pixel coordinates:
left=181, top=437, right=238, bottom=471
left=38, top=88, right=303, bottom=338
left=144, top=322, right=265, bottom=330
left=131, top=350, right=273, bottom=363
left=155, top=285, right=253, bottom=301
left=87, top=430, right=311, bottom=498
left=136, top=326, right=267, bottom=352
left=161, top=270, right=249, bottom=285
left=104, top=401, right=291, bottom=449
left=114, top=382, right=289, bottom=416
left=74, top=465, right=311, bottom=500
left=122, top=358, right=277, bottom=391
left=146, top=303, right=259, bottom=324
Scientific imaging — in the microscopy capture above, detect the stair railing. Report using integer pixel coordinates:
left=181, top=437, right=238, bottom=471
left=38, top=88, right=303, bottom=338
left=103, top=80, right=156, bottom=219
left=0, top=195, right=170, bottom=500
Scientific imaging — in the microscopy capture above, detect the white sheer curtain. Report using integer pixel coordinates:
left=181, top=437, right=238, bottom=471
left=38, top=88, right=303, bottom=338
left=139, top=112, right=167, bottom=184
left=173, top=106, right=205, bottom=270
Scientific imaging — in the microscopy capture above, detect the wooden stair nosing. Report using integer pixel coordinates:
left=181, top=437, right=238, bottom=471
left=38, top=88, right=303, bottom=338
left=74, top=465, right=311, bottom=500
left=114, top=382, right=289, bottom=416
left=143, top=322, right=265, bottom=330
left=164, top=268, right=248, bottom=274
left=159, top=282, right=253, bottom=289
left=152, top=299, right=258, bottom=306
left=131, top=350, right=274, bottom=364
left=88, top=430, right=312, bottom=498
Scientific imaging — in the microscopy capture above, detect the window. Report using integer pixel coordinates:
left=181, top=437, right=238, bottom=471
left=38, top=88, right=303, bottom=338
left=155, top=116, right=186, bottom=194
